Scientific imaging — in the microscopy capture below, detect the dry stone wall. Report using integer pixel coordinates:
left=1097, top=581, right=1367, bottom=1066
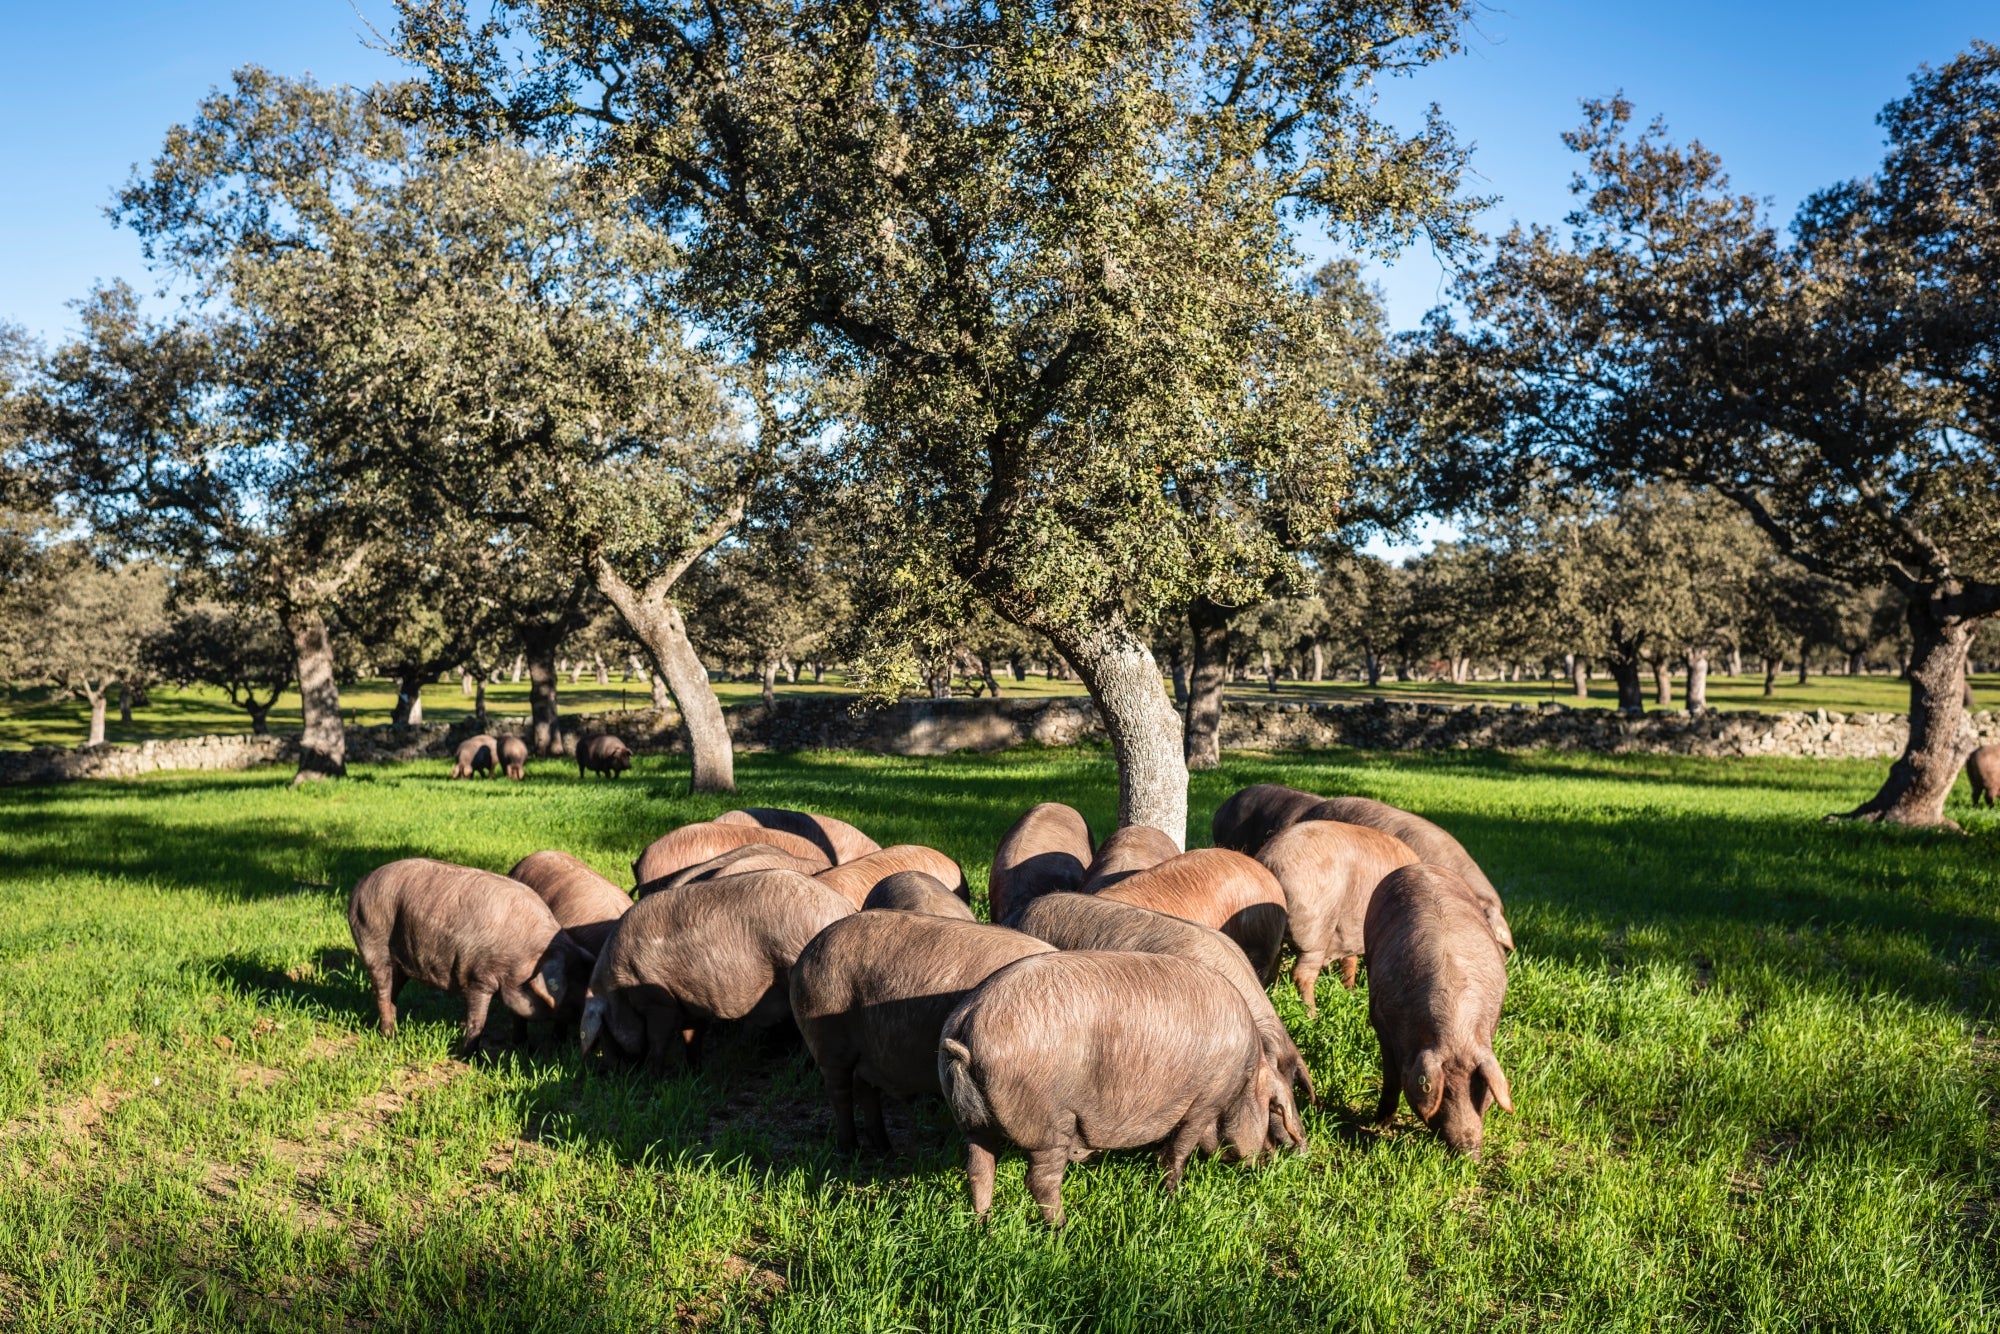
left=5, top=695, right=1995, bottom=786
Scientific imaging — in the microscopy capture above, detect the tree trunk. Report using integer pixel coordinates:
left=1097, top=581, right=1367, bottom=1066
left=1686, top=648, right=1710, bottom=714
left=1171, top=658, right=1189, bottom=705
left=1728, top=643, right=1743, bottom=677
left=1847, top=649, right=1864, bottom=676
left=86, top=687, right=107, bottom=746
left=1763, top=657, right=1779, bottom=697
left=1797, top=639, right=1811, bottom=686
left=980, top=655, right=1003, bottom=697
left=525, top=646, right=562, bottom=757
left=117, top=681, right=133, bottom=725
left=1571, top=655, right=1589, bottom=699
left=591, top=557, right=735, bottom=793
left=594, top=654, right=610, bottom=687
left=1262, top=650, right=1278, bottom=693
left=247, top=702, right=271, bottom=736
left=1652, top=658, right=1673, bottom=709
left=1184, top=597, right=1231, bottom=771
left=1608, top=652, right=1645, bottom=713
left=473, top=678, right=486, bottom=724
left=651, top=674, right=669, bottom=710
left=1364, top=648, right=1382, bottom=688
left=462, top=672, right=476, bottom=697
left=762, top=660, right=778, bottom=707
left=1837, top=598, right=1979, bottom=827
left=816, top=661, right=828, bottom=684
left=1051, top=619, right=1188, bottom=847
left=510, top=654, right=523, bottom=684
left=392, top=666, right=428, bottom=727
left=288, top=609, right=346, bottom=780
left=1311, top=641, right=1324, bottom=682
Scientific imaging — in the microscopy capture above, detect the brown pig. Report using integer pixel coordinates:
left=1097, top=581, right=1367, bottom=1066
left=1364, top=864, right=1514, bottom=1158
left=715, top=807, right=882, bottom=863
left=579, top=869, right=853, bottom=1071
left=1093, top=849, right=1290, bottom=984
left=1210, top=783, right=1323, bottom=854
left=1968, top=745, right=2000, bottom=806
left=507, top=850, right=633, bottom=955
left=499, top=734, right=529, bottom=781
left=1303, top=797, right=1513, bottom=952
left=1011, top=892, right=1315, bottom=1104
left=1254, top=820, right=1420, bottom=1013
left=1079, top=824, right=1181, bottom=892
left=630, top=821, right=831, bottom=888
left=988, top=802, right=1094, bottom=924
left=639, top=843, right=828, bottom=898
left=815, top=845, right=966, bottom=910
left=791, top=912, right=1055, bottom=1150
left=576, top=733, right=633, bottom=779
left=938, top=951, right=1305, bottom=1227
left=863, top=870, right=977, bottom=920
left=450, top=735, right=500, bottom=780
left=347, top=858, right=595, bottom=1053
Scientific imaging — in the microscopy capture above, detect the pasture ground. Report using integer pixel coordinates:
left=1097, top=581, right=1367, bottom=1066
left=0, top=746, right=1996, bottom=1330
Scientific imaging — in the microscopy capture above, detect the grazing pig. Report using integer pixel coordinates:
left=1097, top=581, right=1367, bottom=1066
left=1094, top=849, right=1290, bottom=984
left=1969, top=745, right=2000, bottom=807
left=863, top=870, right=977, bottom=920
left=499, top=734, right=529, bottom=781
left=1211, top=783, right=1322, bottom=854
left=816, top=845, right=966, bottom=910
left=715, top=807, right=881, bottom=863
left=507, top=850, right=633, bottom=955
left=1079, top=824, right=1181, bottom=892
left=450, top=734, right=500, bottom=780
left=988, top=802, right=1094, bottom=924
left=1303, top=797, right=1513, bottom=952
left=938, top=951, right=1305, bottom=1227
left=1364, top=864, right=1514, bottom=1158
left=640, top=842, right=829, bottom=897
left=1254, top=820, right=1421, bottom=1013
left=791, top=912, right=1055, bottom=1150
left=580, top=869, right=853, bottom=1071
left=1012, top=892, right=1314, bottom=1103
left=576, top=733, right=633, bottom=779
left=347, top=858, right=594, bottom=1053
left=630, top=821, right=831, bottom=888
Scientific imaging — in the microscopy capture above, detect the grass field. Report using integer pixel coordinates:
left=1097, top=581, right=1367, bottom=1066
left=6, top=667, right=1997, bottom=751
left=1, top=746, right=1997, bottom=1330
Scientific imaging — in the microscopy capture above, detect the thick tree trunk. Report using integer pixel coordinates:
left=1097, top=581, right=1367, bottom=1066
left=1847, top=649, right=1864, bottom=676
left=288, top=610, right=346, bottom=781
left=86, top=688, right=107, bottom=746
left=1571, top=655, right=1589, bottom=699
left=117, top=681, right=133, bottom=725
left=1184, top=597, right=1231, bottom=771
left=1686, top=648, right=1710, bottom=713
left=247, top=702, right=271, bottom=736
left=1837, top=600, right=1978, bottom=827
left=1608, top=652, right=1645, bottom=713
left=1364, top=648, right=1382, bottom=688
left=1797, top=639, right=1811, bottom=686
left=1728, top=644, right=1743, bottom=677
left=1311, top=641, right=1324, bottom=682
left=1763, top=657, right=1779, bottom=696
left=1262, top=651, right=1278, bottom=693
left=592, top=558, right=735, bottom=793
left=510, top=654, right=523, bottom=684
left=1652, top=658, right=1673, bottom=709
left=525, top=647, right=562, bottom=757
left=980, top=655, right=1003, bottom=697
left=461, top=672, right=475, bottom=697
left=762, top=661, right=779, bottom=706
left=1052, top=619, right=1188, bottom=846
left=392, top=667, right=428, bottom=727
left=595, top=654, right=610, bottom=687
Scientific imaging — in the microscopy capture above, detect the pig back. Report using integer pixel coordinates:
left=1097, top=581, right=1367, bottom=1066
left=642, top=843, right=829, bottom=897
left=1255, top=820, right=1418, bottom=959
left=455, top=735, right=499, bottom=770
left=1211, top=784, right=1322, bottom=854
left=716, top=807, right=881, bottom=864
left=1363, top=864, right=1507, bottom=1040
left=1080, top=825, right=1182, bottom=892
left=989, top=802, right=1094, bottom=923
left=632, top=821, right=831, bottom=887
left=507, top=850, right=632, bottom=954
left=350, top=858, right=562, bottom=992
left=1094, top=849, right=1288, bottom=981
left=816, top=845, right=965, bottom=909
left=863, top=871, right=977, bottom=919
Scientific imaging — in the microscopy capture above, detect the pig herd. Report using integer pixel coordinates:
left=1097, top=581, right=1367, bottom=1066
left=346, top=784, right=1515, bottom=1226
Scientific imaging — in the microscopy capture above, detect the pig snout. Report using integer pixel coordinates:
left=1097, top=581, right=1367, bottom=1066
left=579, top=993, right=607, bottom=1055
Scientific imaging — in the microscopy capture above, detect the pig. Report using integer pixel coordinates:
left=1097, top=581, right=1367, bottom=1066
left=1254, top=820, right=1421, bottom=1014
left=938, top=951, right=1305, bottom=1227
left=1093, top=848, right=1290, bottom=984
left=715, top=807, right=882, bottom=863
left=347, top=857, right=595, bottom=1053
left=630, top=821, right=831, bottom=888
left=1210, top=783, right=1323, bottom=854
left=1302, top=797, right=1513, bottom=952
left=862, top=870, right=977, bottom=920
left=1079, top=824, right=1181, bottom=892
left=450, top=734, right=500, bottom=780
left=988, top=802, right=1094, bottom=924
left=1011, top=892, right=1315, bottom=1104
left=507, top=850, right=634, bottom=955
left=815, top=845, right=966, bottom=909
left=1364, top=864, right=1514, bottom=1159
left=579, top=869, right=853, bottom=1071
left=791, top=912, right=1055, bottom=1150
left=639, top=842, right=829, bottom=897
left=499, top=734, right=529, bottom=781
left=1968, top=745, right=2000, bottom=806
left=576, top=733, right=633, bottom=779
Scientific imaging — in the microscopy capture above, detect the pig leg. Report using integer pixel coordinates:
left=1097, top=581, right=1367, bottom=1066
left=1158, top=1122, right=1207, bottom=1193
left=1024, top=1147, right=1069, bottom=1228
left=1290, top=951, right=1326, bottom=1016
left=682, top=1023, right=708, bottom=1071
left=461, top=987, right=497, bottom=1054
left=370, top=972, right=400, bottom=1038
left=822, top=1068, right=859, bottom=1153
left=965, top=1133, right=1002, bottom=1218
left=1373, top=1042, right=1401, bottom=1125
left=853, top=1078, right=891, bottom=1154
left=1339, top=955, right=1359, bottom=989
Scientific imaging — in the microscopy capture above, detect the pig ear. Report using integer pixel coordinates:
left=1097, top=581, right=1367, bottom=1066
left=1476, top=1051, right=1514, bottom=1114
left=1406, top=1049, right=1445, bottom=1120
left=1291, top=1054, right=1319, bottom=1108
left=529, top=963, right=559, bottom=1011
left=579, top=994, right=604, bottom=1055
left=1488, top=909, right=1516, bottom=953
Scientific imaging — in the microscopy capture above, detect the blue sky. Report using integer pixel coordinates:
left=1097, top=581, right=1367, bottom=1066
left=0, top=1, right=1990, bottom=346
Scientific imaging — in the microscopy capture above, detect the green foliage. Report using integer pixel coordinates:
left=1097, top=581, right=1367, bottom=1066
left=0, top=748, right=1995, bottom=1327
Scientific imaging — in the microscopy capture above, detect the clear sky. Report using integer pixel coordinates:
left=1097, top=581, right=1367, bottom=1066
left=0, top=2, right=1991, bottom=345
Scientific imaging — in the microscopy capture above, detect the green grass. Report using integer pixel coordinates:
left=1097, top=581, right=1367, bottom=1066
left=9, top=668, right=1997, bottom=752
left=1, top=746, right=1997, bottom=1330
